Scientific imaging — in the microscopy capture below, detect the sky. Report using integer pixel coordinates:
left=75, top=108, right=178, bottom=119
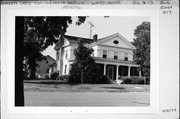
left=42, top=16, right=150, bottom=59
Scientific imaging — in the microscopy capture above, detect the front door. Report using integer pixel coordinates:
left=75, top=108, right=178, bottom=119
left=108, top=66, right=114, bottom=80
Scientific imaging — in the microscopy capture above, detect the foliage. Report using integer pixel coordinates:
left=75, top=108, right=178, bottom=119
left=132, top=21, right=150, bottom=77
left=23, top=16, right=86, bottom=78
left=57, top=75, right=69, bottom=81
left=121, top=76, right=146, bottom=84
left=91, top=74, right=111, bottom=84
left=69, top=42, right=110, bottom=84
left=50, top=72, right=59, bottom=80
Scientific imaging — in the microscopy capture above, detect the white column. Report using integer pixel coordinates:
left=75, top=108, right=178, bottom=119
left=116, top=65, right=119, bottom=81
left=128, top=66, right=131, bottom=77
left=104, top=64, right=107, bottom=75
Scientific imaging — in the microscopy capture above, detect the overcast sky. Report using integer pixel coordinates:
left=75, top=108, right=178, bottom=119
left=42, top=16, right=150, bottom=59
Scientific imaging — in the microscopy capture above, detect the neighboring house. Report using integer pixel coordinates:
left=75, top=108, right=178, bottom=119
left=36, top=55, right=56, bottom=78
left=54, top=33, right=141, bottom=81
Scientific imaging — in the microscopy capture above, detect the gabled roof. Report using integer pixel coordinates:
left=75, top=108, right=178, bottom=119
left=54, top=35, right=94, bottom=50
left=63, top=35, right=94, bottom=44
left=45, top=55, right=56, bottom=62
left=54, top=33, right=135, bottom=50
left=89, top=33, right=135, bottom=49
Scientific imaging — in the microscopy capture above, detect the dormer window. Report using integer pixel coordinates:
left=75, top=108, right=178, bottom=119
left=124, top=53, right=128, bottom=61
left=103, top=50, right=107, bottom=58
left=114, top=52, right=118, bottom=59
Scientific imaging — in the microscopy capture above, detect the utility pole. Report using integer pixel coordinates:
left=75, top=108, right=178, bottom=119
left=88, top=21, right=95, bottom=39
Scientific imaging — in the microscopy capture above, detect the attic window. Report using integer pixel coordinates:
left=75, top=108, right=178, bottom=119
left=113, top=40, right=119, bottom=44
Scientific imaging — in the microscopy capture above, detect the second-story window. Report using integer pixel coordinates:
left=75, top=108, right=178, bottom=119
left=64, top=65, right=67, bottom=74
left=114, top=52, right=118, bottom=59
left=124, top=53, right=128, bottom=61
left=103, top=50, right=107, bottom=58
left=56, top=51, right=59, bottom=61
left=65, top=51, right=68, bottom=59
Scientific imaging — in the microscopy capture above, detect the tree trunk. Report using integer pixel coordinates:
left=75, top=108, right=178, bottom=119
left=29, top=57, right=36, bottom=79
left=15, top=17, right=24, bottom=106
left=81, top=69, right=83, bottom=88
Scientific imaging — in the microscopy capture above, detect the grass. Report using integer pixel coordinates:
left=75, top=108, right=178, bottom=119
left=24, top=80, right=150, bottom=93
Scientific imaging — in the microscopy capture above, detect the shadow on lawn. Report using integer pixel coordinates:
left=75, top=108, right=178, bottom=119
left=101, top=87, right=125, bottom=90
left=24, top=80, right=67, bottom=85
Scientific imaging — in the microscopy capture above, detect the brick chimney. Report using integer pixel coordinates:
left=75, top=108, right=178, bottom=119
left=93, top=34, right=98, bottom=41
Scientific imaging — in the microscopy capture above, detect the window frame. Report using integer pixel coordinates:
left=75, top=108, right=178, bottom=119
left=124, top=53, right=128, bottom=61
left=114, top=51, right=118, bottom=59
left=102, top=50, right=107, bottom=58
left=64, top=65, right=67, bottom=74
left=65, top=50, right=68, bottom=59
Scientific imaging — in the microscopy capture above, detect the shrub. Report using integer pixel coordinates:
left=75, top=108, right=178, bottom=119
left=88, top=74, right=111, bottom=84
left=122, top=76, right=146, bottom=84
left=122, top=77, right=132, bottom=84
left=44, top=74, right=49, bottom=79
left=131, top=76, right=145, bottom=84
left=57, top=75, right=69, bottom=81
left=68, top=72, right=111, bottom=84
left=146, top=77, right=150, bottom=84
left=50, top=72, right=59, bottom=80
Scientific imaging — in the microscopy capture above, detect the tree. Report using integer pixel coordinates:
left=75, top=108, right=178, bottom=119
left=69, top=41, right=100, bottom=87
left=24, top=17, right=87, bottom=78
left=15, top=16, right=86, bottom=106
left=132, top=21, right=150, bottom=77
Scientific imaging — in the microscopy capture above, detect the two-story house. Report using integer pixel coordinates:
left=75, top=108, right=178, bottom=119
left=54, top=33, right=140, bottom=81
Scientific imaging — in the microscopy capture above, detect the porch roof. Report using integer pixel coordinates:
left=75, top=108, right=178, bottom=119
left=93, top=57, right=139, bottom=67
left=68, top=57, right=139, bottom=67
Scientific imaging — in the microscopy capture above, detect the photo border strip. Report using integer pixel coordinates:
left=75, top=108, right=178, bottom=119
left=4, top=7, right=159, bottom=114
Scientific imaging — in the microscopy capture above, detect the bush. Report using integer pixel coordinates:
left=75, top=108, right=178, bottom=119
left=44, top=75, right=49, bottom=79
left=122, top=76, right=146, bottom=84
left=68, top=72, right=111, bottom=84
left=122, top=77, right=132, bottom=84
left=50, top=72, right=59, bottom=80
left=89, top=74, right=111, bottom=84
left=146, top=77, right=150, bottom=84
left=57, top=75, right=69, bottom=81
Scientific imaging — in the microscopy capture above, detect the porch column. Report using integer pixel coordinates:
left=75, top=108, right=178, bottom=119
left=116, top=65, right=119, bottom=81
left=104, top=64, right=107, bottom=75
left=128, top=66, right=131, bottom=77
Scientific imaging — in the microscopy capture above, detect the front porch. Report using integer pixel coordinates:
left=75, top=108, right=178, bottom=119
left=94, top=57, right=141, bottom=81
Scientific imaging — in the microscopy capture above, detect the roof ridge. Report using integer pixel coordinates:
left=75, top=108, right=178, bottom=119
left=64, top=34, right=93, bottom=41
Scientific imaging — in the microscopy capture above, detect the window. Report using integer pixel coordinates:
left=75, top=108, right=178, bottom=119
left=113, top=40, right=119, bottom=44
left=56, top=51, right=59, bottom=60
left=65, top=51, right=68, bottom=59
left=64, top=65, right=67, bottom=74
left=102, top=50, right=107, bottom=58
left=124, top=53, right=128, bottom=61
left=114, top=52, right=118, bottom=59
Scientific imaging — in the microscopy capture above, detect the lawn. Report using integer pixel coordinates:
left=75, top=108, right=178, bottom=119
left=24, top=80, right=150, bottom=93
left=24, top=80, right=150, bottom=106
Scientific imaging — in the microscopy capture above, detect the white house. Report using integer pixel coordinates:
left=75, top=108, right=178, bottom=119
left=54, top=33, right=140, bottom=81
